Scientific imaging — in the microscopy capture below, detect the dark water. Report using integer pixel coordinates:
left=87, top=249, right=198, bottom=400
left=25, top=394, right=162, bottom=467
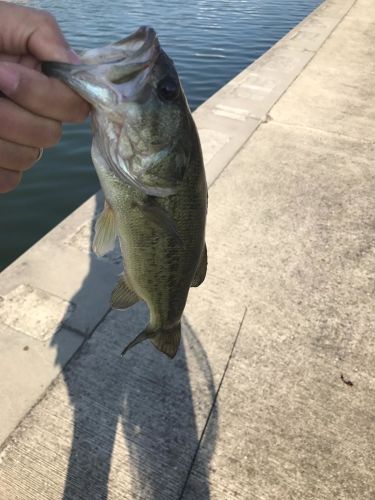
left=0, top=0, right=322, bottom=270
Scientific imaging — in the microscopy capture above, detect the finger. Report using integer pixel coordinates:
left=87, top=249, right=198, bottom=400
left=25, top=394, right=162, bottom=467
left=0, top=62, right=89, bottom=123
left=0, top=168, right=22, bottom=194
left=0, top=55, right=21, bottom=63
left=0, top=54, right=39, bottom=69
left=0, top=138, right=40, bottom=172
left=0, top=98, right=62, bottom=148
left=0, top=3, right=79, bottom=63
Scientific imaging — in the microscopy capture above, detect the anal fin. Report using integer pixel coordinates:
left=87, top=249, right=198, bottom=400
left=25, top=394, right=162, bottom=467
left=93, top=201, right=117, bottom=256
left=140, top=198, right=184, bottom=247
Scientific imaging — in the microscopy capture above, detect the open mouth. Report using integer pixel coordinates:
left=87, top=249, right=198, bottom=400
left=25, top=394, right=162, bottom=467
left=80, top=26, right=159, bottom=65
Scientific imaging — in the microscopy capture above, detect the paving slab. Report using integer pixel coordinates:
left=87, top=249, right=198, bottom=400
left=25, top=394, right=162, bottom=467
left=181, top=0, right=375, bottom=497
left=181, top=122, right=375, bottom=499
left=182, top=311, right=375, bottom=500
left=0, top=323, right=83, bottom=445
left=270, top=0, right=375, bottom=140
left=0, top=275, right=245, bottom=500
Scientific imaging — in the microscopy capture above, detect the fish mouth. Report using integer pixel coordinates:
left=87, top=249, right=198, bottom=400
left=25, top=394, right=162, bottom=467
left=80, top=26, right=158, bottom=65
left=42, top=26, right=160, bottom=106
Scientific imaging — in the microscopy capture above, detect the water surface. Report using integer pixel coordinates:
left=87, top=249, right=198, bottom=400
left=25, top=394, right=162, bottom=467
left=0, top=0, right=322, bottom=270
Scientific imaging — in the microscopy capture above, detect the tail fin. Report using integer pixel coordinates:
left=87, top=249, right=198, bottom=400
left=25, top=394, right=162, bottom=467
left=150, top=323, right=181, bottom=358
left=121, top=322, right=181, bottom=359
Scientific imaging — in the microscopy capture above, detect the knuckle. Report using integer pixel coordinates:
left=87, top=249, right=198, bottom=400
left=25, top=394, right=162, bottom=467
left=39, top=11, right=58, bottom=28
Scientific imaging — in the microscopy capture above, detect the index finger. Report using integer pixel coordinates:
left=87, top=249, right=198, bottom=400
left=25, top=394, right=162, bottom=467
left=0, top=2, right=79, bottom=63
left=0, top=61, right=89, bottom=123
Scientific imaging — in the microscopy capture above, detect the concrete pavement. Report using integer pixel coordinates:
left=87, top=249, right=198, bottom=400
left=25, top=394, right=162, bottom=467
left=1, top=0, right=374, bottom=498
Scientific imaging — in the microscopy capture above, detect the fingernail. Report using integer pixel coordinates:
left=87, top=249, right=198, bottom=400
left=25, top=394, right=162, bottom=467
left=0, top=64, right=19, bottom=95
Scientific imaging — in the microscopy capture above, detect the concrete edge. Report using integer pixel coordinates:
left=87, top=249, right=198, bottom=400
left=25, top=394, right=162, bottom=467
left=0, top=0, right=356, bottom=448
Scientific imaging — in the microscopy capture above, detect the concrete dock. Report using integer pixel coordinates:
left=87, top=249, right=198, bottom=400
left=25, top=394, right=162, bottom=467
left=0, top=0, right=374, bottom=498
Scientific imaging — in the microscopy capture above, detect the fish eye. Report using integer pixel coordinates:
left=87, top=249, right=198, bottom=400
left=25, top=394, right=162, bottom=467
left=157, top=77, right=179, bottom=101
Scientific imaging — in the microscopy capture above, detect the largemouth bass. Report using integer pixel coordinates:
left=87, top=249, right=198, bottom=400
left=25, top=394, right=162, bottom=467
left=42, top=27, right=207, bottom=358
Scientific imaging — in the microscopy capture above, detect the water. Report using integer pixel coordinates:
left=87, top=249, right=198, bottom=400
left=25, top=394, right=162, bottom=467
left=0, top=0, right=322, bottom=271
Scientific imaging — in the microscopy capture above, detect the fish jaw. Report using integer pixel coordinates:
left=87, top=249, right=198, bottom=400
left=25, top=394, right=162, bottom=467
left=41, top=63, right=116, bottom=108
left=41, top=26, right=160, bottom=110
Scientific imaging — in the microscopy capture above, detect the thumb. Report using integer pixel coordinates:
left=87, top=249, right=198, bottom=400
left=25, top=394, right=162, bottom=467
left=0, top=2, right=79, bottom=63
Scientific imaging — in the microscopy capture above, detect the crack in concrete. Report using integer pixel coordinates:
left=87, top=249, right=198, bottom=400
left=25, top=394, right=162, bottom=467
left=177, top=307, right=248, bottom=500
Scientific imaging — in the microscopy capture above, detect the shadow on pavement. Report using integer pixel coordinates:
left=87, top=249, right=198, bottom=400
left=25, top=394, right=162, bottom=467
left=50, top=192, right=217, bottom=500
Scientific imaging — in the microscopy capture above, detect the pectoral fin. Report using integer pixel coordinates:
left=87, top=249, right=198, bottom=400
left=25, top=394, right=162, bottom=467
left=115, top=154, right=177, bottom=197
left=93, top=201, right=117, bottom=256
left=111, top=274, right=139, bottom=309
left=140, top=198, right=184, bottom=247
left=191, top=244, right=207, bottom=287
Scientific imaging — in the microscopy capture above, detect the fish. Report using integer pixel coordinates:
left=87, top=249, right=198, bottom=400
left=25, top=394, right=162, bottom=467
left=42, top=26, right=207, bottom=359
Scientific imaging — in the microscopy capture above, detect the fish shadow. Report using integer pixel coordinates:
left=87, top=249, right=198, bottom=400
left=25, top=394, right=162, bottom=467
left=50, top=191, right=217, bottom=500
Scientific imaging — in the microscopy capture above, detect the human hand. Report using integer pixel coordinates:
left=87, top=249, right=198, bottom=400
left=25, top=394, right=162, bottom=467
left=0, top=2, right=90, bottom=193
